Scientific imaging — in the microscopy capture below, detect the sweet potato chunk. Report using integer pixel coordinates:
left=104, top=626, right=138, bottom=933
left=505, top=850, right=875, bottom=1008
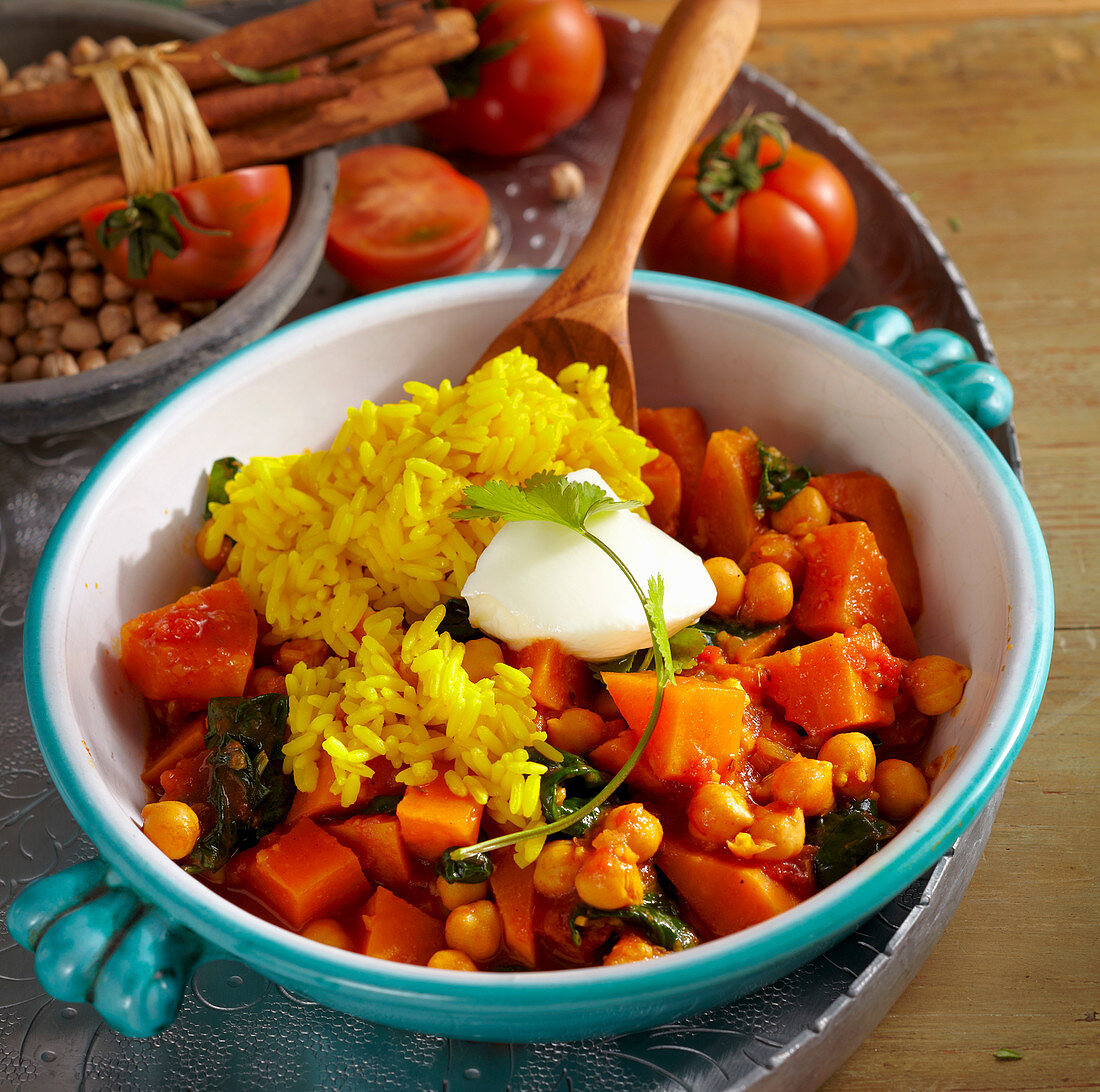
left=489, top=853, right=538, bottom=968
left=329, top=813, right=417, bottom=890
left=641, top=449, right=682, bottom=536
left=396, top=774, right=483, bottom=862
left=637, top=406, right=708, bottom=525
left=361, top=886, right=444, bottom=965
left=688, top=428, right=768, bottom=563
left=509, top=639, right=592, bottom=712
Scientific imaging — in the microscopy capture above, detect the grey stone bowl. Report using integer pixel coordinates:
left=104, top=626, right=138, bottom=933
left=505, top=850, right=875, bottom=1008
left=0, top=0, right=337, bottom=442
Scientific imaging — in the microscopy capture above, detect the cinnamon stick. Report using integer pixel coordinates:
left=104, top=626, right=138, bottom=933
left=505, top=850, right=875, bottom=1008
left=0, top=68, right=448, bottom=256
left=0, top=0, right=389, bottom=130
left=338, top=8, right=478, bottom=77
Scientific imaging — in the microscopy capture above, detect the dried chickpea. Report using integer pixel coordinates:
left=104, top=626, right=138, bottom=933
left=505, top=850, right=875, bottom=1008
left=31, top=269, right=67, bottom=302
left=0, top=301, right=25, bottom=338
left=461, top=636, right=504, bottom=682
left=60, top=315, right=102, bottom=352
left=69, top=35, right=105, bottom=66
left=39, top=243, right=67, bottom=273
left=274, top=638, right=330, bottom=672
left=770, top=755, right=835, bottom=816
left=98, top=301, right=134, bottom=341
left=142, top=313, right=183, bottom=345
left=66, top=239, right=100, bottom=272
left=32, top=326, right=61, bottom=355
left=574, top=840, right=644, bottom=910
left=25, top=299, right=48, bottom=330
left=733, top=803, right=805, bottom=861
left=1, top=247, right=40, bottom=278
left=532, top=839, right=584, bottom=899
left=2, top=277, right=31, bottom=301
left=301, top=918, right=354, bottom=950
left=14, top=330, right=37, bottom=355
left=141, top=800, right=201, bottom=860
left=741, top=532, right=806, bottom=588
left=687, top=782, right=754, bottom=846
left=604, top=932, right=665, bottom=965
left=104, top=35, right=137, bottom=58
left=40, top=351, right=78, bottom=378
left=181, top=299, right=218, bottom=319
left=0, top=336, right=14, bottom=367
left=818, top=732, right=876, bottom=798
left=428, top=949, right=478, bottom=971
left=738, top=562, right=794, bottom=625
left=602, top=803, right=663, bottom=861
left=548, top=160, right=585, bottom=202
left=43, top=297, right=79, bottom=327
left=435, top=876, right=489, bottom=911
left=444, top=900, right=502, bottom=963
left=43, top=50, right=70, bottom=73
left=546, top=707, right=607, bottom=754
left=704, top=556, right=746, bottom=617
left=770, top=486, right=831, bottom=536
left=102, top=271, right=134, bottom=300
left=901, top=656, right=972, bottom=716
left=132, top=290, right=160, bottom=327
left=108, top=333, right=146, bottom=361
left=69, top=270, right=103, bottom=309
left=77, top=348, right=107, bottom=372
left=874, top=759, right=929, bottom=821
left=11, top=355, right=41, bottom=381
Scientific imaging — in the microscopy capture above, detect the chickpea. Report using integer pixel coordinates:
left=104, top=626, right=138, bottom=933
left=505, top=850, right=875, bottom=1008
left=274, top=638, right=330, bottom=672
left=77, top=348, right=107, bottom=372
left=107, top=333, right=146, bottom=362
left=141, top=800, right=201, bottom=860
left=43, top=50, right=70, bottom=74
left=574, top=843, right=644, bottom=910
left=98, top=301, right=134, bottom=341
left=301, top=918, right=354, bottom=950
left=902, top=656, right=972, bottom=716
left=132, top=290, right=160, bottom=327
left=32, top=326, right=62, bottom=355
left=688, top=782, right=755, bottom=846
left=0, top=300, right=25, bottom=338
left=10, top=355, right=41, bottom=381
left=741, top=532, right=806, bottom=589
left=2, top=277, right=31, bottom=301
left=482, top=221, right=501, bottom=258
left=31, top=270, right=67, bottom=302
left=102, top=272, right=134, bottom=301
left=39, top=243, right=68, bottom=273
left=60, top=315, right=102, bottom=353
left=69, top=270, right=103, bottom=309
left=602, top=803, right=663, bottom=861
left=181, top=299, right=218, bottom=319
left=43, top=298, right=79, bottom=327
left=704, top=556, right=746, bottom=617
left=14, top=331, right=37, bottom=355
left=461, top=636, right=504, bottom=682
left=770, top=486, right=831, bottom=536
left=770, top=755, right=835, bottom=816
left=24, top=299, right=49, bottom=330
left=69, top=35, right=105, bottom=66
left=0, top=336, right=14, bottom=367
left=444, top=900, right=502, bottom=963
left=532, top=839, right=584, bottom=899
left=428, top=949, right=478, bottom=971
left=874, top=759, right=929, bottom=821
left=738, top=562, right=795, bottom=625
left=1, top=247, right=40, bottom=279
left=603, top=932, right=665, bottom=965
left=546, top=707, right=607, bottom=755
left=245, top=666, right=287, bottom=697
left=40, top=351, right=78, bottom=378
left=735, top=803, right=805, bottom=862
left=548, top=160, right=585, bottom=203
left=0, top=364, right=9, bottom=384
left=142, top=313, right=183, bottom=345
left=66, top=240, right=100, bottom=272
left=435, top=876, right=489, bottom=911
left=818, top=732, right=876, bottom=798
left=104, top=36, right=137, bottom=59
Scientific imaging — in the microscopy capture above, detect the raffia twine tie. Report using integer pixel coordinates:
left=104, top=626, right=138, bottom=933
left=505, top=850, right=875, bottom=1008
left=75, top=42, right=222, bottom=195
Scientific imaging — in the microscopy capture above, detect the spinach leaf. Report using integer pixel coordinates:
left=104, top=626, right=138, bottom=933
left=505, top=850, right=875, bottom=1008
left=807, top=799, right=896, bottom=887
left=184, top=694, right=293, bottom=875
left=540, top=751, right=611, bottom=837
left=437, top=597, right=489, bottom=644
left=437, top=847, right=495, bottom=884
left=360, top=794, right=402, bottom=817
left=693, top=613, right=776, bottom=644
left=570, top=889, right=697, bottom=952
left=204, top=456, right=242, bottom=519
left=755, top=442, right=812, bottom=515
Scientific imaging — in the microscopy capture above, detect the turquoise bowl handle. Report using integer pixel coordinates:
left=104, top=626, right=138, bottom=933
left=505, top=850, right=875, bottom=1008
left=7, top=857, right=213, bottom=1038
left=845, top=305, right=1013, bottom=430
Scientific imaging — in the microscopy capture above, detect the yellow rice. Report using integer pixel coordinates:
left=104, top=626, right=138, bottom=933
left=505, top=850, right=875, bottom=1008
left=207, top=350, right=653, bottom=864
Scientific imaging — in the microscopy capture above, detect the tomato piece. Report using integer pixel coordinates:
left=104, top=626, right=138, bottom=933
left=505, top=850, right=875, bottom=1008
left=643, top=117, right=857, bottom=306
left=80, top=165, right=291, bottom=301
left=324, top=145, right=491, bottom=293
left=120, top=578, right=258, bottom=703
left=420, top=0, right=605, bottom=157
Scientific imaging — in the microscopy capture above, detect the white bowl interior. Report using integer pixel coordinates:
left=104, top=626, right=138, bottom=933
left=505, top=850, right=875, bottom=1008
left=39, top=272, right=1031, bottom=945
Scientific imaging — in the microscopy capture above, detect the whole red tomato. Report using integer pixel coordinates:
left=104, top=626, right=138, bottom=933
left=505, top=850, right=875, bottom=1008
left=643, top=113, right=857, bottom=306
left=80, top=165, right=291, bottom=301
left=421, top=0, right=606, bottom=157
left=325, top=145, right=491, bottom=293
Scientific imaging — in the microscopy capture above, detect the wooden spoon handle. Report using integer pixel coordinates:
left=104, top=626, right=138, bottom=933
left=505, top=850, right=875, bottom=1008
left=545, top=0, right=760, bottom=307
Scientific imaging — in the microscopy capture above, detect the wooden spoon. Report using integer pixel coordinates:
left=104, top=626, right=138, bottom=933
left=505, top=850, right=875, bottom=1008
left=475, top=0, right=761, bottom=428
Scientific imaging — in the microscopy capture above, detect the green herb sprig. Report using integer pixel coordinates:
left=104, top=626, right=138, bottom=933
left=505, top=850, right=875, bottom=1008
left=445, top=473, right=674, bottom=865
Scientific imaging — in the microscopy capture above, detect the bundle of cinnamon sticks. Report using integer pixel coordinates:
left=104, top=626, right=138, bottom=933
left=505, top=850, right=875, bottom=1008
left=0, top=0, right=479, bottom=255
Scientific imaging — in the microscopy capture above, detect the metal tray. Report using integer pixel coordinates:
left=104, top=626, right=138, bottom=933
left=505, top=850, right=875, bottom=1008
left=0, top=11, right=1015, bottom=1089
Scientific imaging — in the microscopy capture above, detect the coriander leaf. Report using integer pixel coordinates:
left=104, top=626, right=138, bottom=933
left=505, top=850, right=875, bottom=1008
left=756, top=442, right=812, bottom=515
left=437, top=846, right=494, bottom=884
left=453, top=471, right=637, bottom=529
left=205, top=456, right=242, bottom=518
left=807, top=799, right=896, bottom=887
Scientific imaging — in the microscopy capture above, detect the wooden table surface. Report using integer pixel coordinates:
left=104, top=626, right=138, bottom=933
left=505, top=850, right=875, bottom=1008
left=595, top=0, right=1100, bottom=1087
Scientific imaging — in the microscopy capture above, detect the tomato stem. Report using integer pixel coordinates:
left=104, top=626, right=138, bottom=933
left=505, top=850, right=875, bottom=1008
left=695, top=109, right=791, bottom=215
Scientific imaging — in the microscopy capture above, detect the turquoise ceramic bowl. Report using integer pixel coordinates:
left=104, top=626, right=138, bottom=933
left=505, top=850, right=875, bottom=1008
left=11, top=271, right=1053, bottom=1041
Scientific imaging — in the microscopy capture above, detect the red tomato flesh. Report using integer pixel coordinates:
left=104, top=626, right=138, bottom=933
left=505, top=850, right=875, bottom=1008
left=120, top=578, right=258, bottom=703
left=325, top=145, right=490, bottom=294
